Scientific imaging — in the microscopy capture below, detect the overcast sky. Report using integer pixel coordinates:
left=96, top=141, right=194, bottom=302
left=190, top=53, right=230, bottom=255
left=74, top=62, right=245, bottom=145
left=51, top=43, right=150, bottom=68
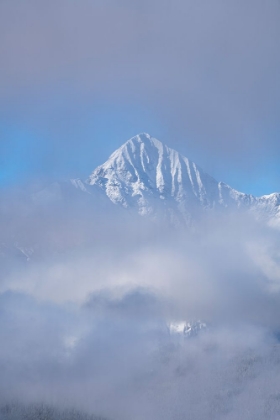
left=0, top=0, right=280, bottom=195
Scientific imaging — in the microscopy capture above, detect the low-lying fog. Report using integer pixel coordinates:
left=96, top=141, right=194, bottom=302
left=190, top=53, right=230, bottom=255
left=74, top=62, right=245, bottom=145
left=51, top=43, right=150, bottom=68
left=1, top=190, right=280, bottom=420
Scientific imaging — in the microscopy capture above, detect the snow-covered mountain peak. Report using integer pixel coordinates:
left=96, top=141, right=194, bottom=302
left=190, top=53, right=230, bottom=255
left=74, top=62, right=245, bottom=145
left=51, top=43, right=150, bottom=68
left=85, top=133, right=280, bottom=226
left=87, top=133, right=227, bottom=221
left=110, top=133, right=173, bottom=167
left=124, top=132, right=160, bottom=147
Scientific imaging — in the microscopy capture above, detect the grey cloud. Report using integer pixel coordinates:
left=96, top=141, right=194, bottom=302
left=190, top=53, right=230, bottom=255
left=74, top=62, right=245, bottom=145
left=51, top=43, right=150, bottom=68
left=1, top=288, right=280, bottom=420
left=2, top=190, right=280, bottom=418
left=2, top=189, right=280, bottom=328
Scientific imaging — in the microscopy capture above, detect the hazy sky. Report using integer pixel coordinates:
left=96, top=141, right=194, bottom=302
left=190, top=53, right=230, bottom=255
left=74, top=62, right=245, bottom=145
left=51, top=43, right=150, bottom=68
left=1, top=0, right=280, bottom=195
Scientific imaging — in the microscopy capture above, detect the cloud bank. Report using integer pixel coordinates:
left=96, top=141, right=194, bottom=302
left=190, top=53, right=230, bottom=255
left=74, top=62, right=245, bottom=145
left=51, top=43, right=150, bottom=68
left=1, top=190, right=280, bottom=419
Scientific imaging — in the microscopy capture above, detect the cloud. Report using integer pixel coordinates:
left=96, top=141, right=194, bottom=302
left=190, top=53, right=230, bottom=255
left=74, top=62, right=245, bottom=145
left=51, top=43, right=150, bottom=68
left=1, top=287, right=280, bottom=420
left=2, top=191, right=280, bottom=328
left=1, top=192, right=280, bottom=419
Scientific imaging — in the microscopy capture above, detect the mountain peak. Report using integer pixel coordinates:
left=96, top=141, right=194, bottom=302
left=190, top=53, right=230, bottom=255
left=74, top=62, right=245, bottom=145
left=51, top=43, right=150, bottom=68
left=85, top=134, right=280, bottom=226
left=87, top=133, right=222, bottom=220
left=132, top=132, right=152, bottom=140
left=122, top=133, right=164, bottom=153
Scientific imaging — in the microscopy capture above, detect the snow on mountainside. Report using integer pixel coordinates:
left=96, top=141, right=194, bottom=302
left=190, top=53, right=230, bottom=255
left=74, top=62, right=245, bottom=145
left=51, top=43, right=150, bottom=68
left=85, top=133, right=280, bottom=226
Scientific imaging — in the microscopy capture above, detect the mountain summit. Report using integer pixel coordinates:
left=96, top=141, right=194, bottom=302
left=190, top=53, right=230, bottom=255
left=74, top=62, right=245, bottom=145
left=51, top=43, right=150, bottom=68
left=87, top=133, right=279, bottom=225
left=34, top=133, right=280, bottom=227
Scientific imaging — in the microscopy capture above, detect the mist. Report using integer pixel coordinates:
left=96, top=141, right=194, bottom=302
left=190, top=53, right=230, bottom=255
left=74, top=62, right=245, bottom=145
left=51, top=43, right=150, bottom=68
left=1, top=187, right=280, bottom=420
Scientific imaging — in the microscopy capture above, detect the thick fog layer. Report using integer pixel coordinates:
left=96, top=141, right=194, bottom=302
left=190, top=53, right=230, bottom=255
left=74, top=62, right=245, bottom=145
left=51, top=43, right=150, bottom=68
left=1, top=191, right=280, bottom=420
